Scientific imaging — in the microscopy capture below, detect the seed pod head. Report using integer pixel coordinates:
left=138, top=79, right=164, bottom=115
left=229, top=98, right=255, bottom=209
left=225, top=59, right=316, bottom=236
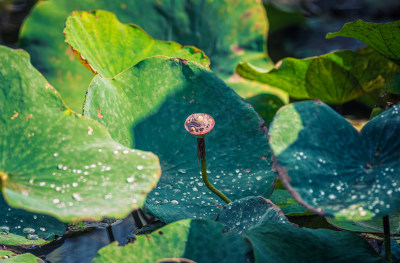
left=184, top=113, right=215, bottom=137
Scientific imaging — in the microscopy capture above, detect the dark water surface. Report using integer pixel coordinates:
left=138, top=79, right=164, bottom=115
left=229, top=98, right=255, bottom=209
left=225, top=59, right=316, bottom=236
left=45, top=215, right=137, bottom=263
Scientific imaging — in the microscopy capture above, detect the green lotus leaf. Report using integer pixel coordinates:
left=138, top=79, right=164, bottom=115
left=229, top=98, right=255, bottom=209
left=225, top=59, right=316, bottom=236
left=64, top=9, right=281, bottom=126
left=216, top=196, right=289, bottom=235
left=269, top=100, right=400, bottom=220
left=0, top=232, right=46, bottom=246
left=0, top=251, right=44, bottom=263
left=0, top=196, right=66, bottom=245
left=64, top=10, right=209, bottom=79
left=92, top=219, right=252, bottom=263
left=0, top=45, right=160, bottom=222
left=327, top=212, right=400, bottom=234
left=270, top=189, right=309, bottom=215
left=84, top=56, right=275, bottom=223
left=245, top=221, right=385, bottom=263
left=20, top=0, right=271, bottom=112
left=237, top=47, right=398, bottom=104
left=327, top=20, right=400, bottom=66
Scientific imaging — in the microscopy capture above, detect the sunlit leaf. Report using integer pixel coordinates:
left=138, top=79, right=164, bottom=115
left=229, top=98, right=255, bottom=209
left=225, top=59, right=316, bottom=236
left=237, top=48, right=398, bottom=104
left=327, top=20, right=400, bottom=66
left=0, top=45, right=160, bottom=222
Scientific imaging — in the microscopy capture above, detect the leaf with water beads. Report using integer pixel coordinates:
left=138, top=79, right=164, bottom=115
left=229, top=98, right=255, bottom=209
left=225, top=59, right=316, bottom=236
left=269, top=100, right=400, bottom=220
left=0, top=196, right=66, bottom=245
left=216, top=196, right=290, bottom=235
left=0, top=45, right=160, bottom=222
left=84, top=56, right=275, bottom=223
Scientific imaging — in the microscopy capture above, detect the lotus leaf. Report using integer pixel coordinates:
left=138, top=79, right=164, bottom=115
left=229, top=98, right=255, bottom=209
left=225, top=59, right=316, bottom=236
left=92, top=219, right=252, bottom=263
left=84, top=56, right=275, bottom=223
left=327, top=212, right=400, bottom=234
left=270, top=189, right=308, bottom=215
left=20, top=0, right=272, bottom=111
left=216, top=196, right=289, bottom=235
left=0, top=45, right=160, bottom=222
left=0, top=251, right=44, bottom=263
left=246, top=221, right=385, bottom=263
left=237, top=47, right=398, bottom=104
left=64, top=10, right=209, bottom=78
left=269, top=100, right=400, bottom=220
left=327, top=20, right=400, bottom=66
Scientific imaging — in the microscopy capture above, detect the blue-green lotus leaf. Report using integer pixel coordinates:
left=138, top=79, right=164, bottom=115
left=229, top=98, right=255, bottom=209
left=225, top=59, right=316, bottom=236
left=84, top=56, right=275, bottom=223
left=269, top=100, right=400, bottom=220
left=246, top=221, right=385, bottom=262
left=216, top=196, right=289, bottom=235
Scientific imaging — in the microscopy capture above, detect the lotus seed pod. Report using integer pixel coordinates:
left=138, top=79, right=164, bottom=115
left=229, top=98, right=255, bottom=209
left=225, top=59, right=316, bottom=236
left=184, top=113, right=215, bottom=137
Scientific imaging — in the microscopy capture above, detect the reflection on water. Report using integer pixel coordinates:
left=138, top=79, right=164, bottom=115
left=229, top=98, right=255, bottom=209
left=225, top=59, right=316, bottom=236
left=45, top=214, right=137, bottom=263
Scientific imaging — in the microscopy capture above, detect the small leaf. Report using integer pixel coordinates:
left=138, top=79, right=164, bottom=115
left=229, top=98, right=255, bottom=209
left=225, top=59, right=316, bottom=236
left=84, top=56, right=275, bottom=223
left=237, top=48, right=398, bottom=104
left=216, top=196, right=289, bottom=235
left=245, top=221, right=385, bottom=262
left=270, top=189, right=309, bottom=216
left=64, top=10, right=209, bottom=78
left=0, top=250, right=44, bottom=262
left=92, top=219, right=252, bottom=263
left=269, top=100, right=400, bottom=220
left=0, top=45, right=160, bottom=222
left=327, top=212, right=400, bottom=234
left=327, top=20, right=400, bottom=66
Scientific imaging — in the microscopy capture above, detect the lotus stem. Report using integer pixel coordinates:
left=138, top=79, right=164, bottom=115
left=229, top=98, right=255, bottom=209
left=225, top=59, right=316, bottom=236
left=184, top=113, right=231, bottom=204
left=383, top=215, right=391, bottom=263
left=197, top=137, right=231, bottom=204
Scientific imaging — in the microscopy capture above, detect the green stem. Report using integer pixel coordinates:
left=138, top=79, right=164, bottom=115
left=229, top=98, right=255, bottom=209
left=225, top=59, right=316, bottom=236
left=197, top=138, right=231, bottom=204
left=383, top=215, right=391, bottom=263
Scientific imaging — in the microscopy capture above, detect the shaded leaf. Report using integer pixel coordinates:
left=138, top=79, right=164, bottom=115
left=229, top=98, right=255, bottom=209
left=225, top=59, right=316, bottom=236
left=64, top=10, right=209, bottom=78
left=269, top=100, right=400, bottom=220
left=327, top=20, right=400, bottom=66
left=92, top=219, right=252, bottom=263
left=84, top=56, right=275, bottom=223
left=0, top=45, right=160, bottom=222
left=327, top=212, right=400, bottom=234
left=245, top=221, right=385, bottom=263
left=20, top=0, right=271, bottom=111
left=237, top=48, right=398, bottom=104
left=216, top=196, right=289, bottom=235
